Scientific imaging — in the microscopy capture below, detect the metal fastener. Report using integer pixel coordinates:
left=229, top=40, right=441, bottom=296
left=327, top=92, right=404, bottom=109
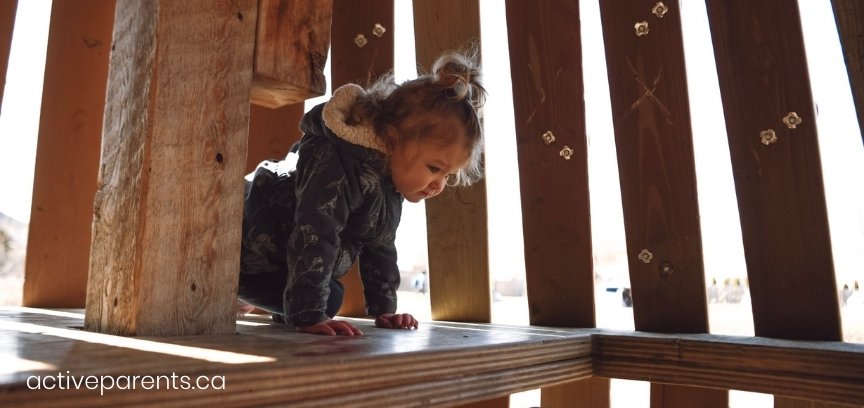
left=638, top=249, right=653, bottom=263
left=635, top=21, right=650, bottom=36
left=653, top=2, right=668, bottom=18
left=559, top=146, right=574, bottom=160
left=542, top=131, right=556, bottom=145
left=660, top=262, right=674, bottom=276
left=372, top=23, right=386, bottom=38
left=354, top=34, right=368, bottom=48
left=783, top=112, right=802, bottom=129
left=760, top=129, right=777, bottom=145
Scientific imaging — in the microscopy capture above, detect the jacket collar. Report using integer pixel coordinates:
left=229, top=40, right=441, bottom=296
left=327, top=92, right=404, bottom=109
left=322, top=84, right=388, bottom=154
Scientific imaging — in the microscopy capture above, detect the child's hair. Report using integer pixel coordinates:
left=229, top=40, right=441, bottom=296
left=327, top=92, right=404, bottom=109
left=348, top=48, right=487, bottom=187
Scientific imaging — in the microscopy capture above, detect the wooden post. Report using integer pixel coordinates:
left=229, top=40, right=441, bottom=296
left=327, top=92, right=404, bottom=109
left=413, top=0, right=491, bottom=325
left=504, top=1, right=610, bottom=406
left=830, top=0, right=864, bottom=145
left=329, top=0, right=395, bottom=318
left=85, top=0, right=257, bottom=336
left=23, top=0, right=114, bottom=308
left=0, top=0, right=16, bottom=111
left=598, top=0, right=727, bottom=406
left=705, top=1, right=844, bottom=406
left=251, top=0, right=332, bottom=108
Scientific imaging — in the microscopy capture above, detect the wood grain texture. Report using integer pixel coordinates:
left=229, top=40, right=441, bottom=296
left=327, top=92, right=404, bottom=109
left=598, top=0, right=708, bottom=335
left=330, top=0, right=395, bottom=318
left=331, top=0, right=394, bottom=88
left=413, top=0, right=491, bottom=324
left=504, top=0, right=594, bottom=330
left=831, top=0, right=864, bottom=145
left=593, top=332, right=864, bottom=405
left=3, top=309, right=863, bottom=406
left=21, top=1, right=114, bottom=308
left=246, top=102, right=304, bottom=173
left=251, top=0, right=332, bottom=108
left=85, top=0, right=257, bottom=336
left=0, top=0, right=16, bottom=111
left=504, top=1, right=607, bottom=406
left=598, top=1, right=725, bottom=406
left=705, top=0, right=842, bottom=342
left=2, top=308, right=593, bottom=407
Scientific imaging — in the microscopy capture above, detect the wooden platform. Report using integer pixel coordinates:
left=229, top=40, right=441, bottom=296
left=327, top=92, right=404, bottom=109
left=1, top=307, right=862, bottom=407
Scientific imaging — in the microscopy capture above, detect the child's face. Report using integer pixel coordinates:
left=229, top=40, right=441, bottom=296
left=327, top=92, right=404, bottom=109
left=388, top=138, right=470, bottom=203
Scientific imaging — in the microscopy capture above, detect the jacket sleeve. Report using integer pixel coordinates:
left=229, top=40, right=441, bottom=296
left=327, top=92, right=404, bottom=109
left=359, top=237, right=400, bottom=317
left=284, top=138, right=350, bottom=326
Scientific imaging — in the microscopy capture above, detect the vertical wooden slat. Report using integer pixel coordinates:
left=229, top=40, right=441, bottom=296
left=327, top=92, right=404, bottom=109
left=598, top=1, right=727, bottom=407
left=251, top=0, right=332, bottom=108
left=413, top=0, right=491, bottom=324
left=22, top=0, right=114, bottom=308
left=329, top=0, right=394, bottom=318
left=542, top=377, right=611, bottom=408
left=705, top=2, right=844, bottom=407
left=504, top=1, right=608, bottom=406
left=705, top=0, right=841, bottom=342
left=830, top=0, right=864, bottom=145
left=414, top=1, right=498, bottom=407
left=246, top=103, right=304, bottom=173
left=0, top=0, right=17, bottom=111
left=85, top=0, right=256, bottom=336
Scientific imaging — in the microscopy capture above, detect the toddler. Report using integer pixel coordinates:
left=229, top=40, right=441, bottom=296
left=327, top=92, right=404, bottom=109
left=237, top=50, right=486, bottom=336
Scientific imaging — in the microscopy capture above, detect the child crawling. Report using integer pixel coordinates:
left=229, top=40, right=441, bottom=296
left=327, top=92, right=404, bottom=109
left=237, top=50, right=486, bottom=336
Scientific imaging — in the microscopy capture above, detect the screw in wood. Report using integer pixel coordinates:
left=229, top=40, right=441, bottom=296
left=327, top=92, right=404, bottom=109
left=542, top=131, right=556, bottom=145
left=638, top=249, right=653, bottom=263
left=782, top=112, right=802, bottom=129
left=760, top=129, right=777, bottom=145
left=660, top=262, right=674, bottom=276
left=372, top=23, right=387, bottom=38
left=635, top=21, right=650, bottom=36
left=354, top=34, right=368, bottom=48
left=653, top=2, right=668, bottom=18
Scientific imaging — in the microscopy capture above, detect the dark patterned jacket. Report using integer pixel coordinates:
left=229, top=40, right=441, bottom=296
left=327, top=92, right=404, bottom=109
left=240, top=85, right=403, bottom=326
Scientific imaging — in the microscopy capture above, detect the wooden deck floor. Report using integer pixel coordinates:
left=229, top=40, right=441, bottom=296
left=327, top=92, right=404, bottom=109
left=2, top=307, right=863, bottom=407
left=0, top=307, right=592, bottom=407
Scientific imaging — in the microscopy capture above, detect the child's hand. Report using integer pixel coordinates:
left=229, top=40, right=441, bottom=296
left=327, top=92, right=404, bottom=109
left=375, top=313, right=419, bottom=330
left=297, top=319, right=363, bottom=336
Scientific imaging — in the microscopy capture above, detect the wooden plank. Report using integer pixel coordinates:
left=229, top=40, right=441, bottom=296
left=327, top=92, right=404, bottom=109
left=0, top=0, right=16, bottom=111
left=4, top=309, right=864, bottom=406
left=413, top=2, right=497, bottom=407
left=22, top=0, right=115, bottom=308
left=84, top=0, right=257, bottom=336
left=542, top=377, right=611, bottom=407
left=705, top=0, right=842, bottom=341
left=831, top=0, right=864, bottom=145
left=593, top=332, right=864, bottom=406
left=246, top=103, right=304, bottom=173
left=597, top=1, right=726, bottom=406
left=329, top=0, right=395, bottom=318
left=1, top=308, right=593, bottom=407
left=503, top=0, right=595, bottom=334
left=413, top=0, right=491, bottom=324
left=251, top=0, right=332, bottom=108
left=503, top=1, right=608, bottom=406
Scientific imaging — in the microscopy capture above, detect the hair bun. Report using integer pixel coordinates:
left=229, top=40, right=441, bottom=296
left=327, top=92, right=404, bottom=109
left=431, top=49, right=486, bottom=108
